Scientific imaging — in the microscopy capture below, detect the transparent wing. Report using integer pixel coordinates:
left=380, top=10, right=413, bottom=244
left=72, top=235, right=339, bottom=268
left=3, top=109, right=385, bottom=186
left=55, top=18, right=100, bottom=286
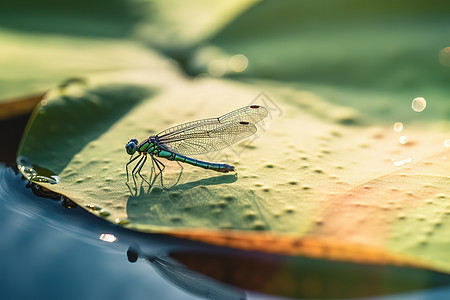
left=218, top=105, right=268, bottom=124
left=157, top=105, right=267, bottom=139
left=156, top=105, right=267, bottom=155
left=158, top=121, right=257, bottom=155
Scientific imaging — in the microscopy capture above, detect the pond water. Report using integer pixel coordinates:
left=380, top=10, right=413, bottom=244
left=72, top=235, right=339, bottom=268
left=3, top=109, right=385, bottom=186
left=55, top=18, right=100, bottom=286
left=0, top=165, right=449, bottom=299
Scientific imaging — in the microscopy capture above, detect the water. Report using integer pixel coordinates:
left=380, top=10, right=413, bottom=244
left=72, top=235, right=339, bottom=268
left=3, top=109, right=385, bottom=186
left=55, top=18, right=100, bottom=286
left=0, top=165, right=449, bottom=300
left=0, top=166, right=201, bottom=300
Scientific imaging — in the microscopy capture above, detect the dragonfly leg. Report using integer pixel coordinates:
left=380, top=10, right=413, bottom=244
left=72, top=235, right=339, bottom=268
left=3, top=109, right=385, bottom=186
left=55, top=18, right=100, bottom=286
left=126, top=154, right=141, bottom=182
left=150, top=155, right=157, bottom=182
left=136, top=155, right=151, bottom=186
left=131, top=155, right=145, bottom=189
left=153, top=157, right=166, bottom=175
left=152, top=157, right=166, bottom=187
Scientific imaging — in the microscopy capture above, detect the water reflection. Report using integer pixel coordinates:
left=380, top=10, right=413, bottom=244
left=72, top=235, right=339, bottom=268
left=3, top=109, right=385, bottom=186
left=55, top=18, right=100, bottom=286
left=127, top=247, right=246, bottom=300
left=126, top=245, right=450, bottom=300
left=99, top=233, right=118, bottom=243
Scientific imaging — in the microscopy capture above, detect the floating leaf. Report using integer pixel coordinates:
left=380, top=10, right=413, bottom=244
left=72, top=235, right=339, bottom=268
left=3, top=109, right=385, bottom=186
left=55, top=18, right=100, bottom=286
left=17, top=69, right=450, bottom=274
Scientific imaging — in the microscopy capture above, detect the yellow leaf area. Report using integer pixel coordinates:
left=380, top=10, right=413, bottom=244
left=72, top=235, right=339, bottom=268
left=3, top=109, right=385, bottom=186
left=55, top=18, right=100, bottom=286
left=19, top=71, right=450, bottom=273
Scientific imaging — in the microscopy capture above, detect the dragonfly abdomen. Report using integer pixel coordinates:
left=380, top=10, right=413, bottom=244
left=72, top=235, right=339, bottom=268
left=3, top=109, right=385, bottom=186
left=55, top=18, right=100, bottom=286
left=158, top=150, right=234, bottom=173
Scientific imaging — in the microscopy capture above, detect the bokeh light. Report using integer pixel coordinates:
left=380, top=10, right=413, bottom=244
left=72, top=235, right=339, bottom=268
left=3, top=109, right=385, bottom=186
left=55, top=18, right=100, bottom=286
left=229, top=54, right=249, bottom=72
left=411, top=97, right=426, bottom=112
left=438, top=47, right=450, bottom=67
left=393, top=122, right=403, bottom=132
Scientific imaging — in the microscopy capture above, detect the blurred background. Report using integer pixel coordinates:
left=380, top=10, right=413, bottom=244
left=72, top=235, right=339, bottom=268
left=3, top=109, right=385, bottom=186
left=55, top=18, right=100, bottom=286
left=1, top=0, right=449, bottom=111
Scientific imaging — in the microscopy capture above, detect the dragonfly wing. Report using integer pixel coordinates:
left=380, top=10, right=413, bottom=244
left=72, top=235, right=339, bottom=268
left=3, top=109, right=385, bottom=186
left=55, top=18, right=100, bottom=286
left=156, top=118, right=219, bottom=140
left=157, top=105, right=267, bottom=140
left=158, top=121, right=257, bottom=155
left=156, top=105, right=267, bottom=155
left=219, top=105, right=268, bottom=124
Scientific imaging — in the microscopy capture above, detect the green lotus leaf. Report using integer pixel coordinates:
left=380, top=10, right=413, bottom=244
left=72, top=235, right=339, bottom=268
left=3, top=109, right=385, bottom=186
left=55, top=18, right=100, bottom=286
left=7, top=0, right=450, bottom=279
left=17, top=69, right=450, bottom=275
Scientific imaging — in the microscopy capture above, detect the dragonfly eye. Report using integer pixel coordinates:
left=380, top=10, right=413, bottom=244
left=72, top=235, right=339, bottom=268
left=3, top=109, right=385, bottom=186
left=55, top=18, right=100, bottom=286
left=125, top=141, right=137, bottom=155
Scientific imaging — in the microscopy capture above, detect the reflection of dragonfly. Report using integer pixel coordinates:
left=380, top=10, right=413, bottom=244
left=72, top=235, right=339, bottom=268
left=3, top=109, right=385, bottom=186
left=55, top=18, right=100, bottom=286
left=148, top=255, right=246, bottom=300
left=125, top=105, right=268, bottom=187
left=126, top=247, right=246, bottom=300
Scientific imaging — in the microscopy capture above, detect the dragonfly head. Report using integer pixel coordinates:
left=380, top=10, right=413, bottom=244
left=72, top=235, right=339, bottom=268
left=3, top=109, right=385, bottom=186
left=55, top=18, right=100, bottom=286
left=125, top=139, right=139, bottom=155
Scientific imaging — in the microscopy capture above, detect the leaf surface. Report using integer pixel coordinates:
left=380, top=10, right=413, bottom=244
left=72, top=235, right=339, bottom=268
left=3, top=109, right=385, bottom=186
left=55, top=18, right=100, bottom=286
left=17, top=70, right=450, bottom=274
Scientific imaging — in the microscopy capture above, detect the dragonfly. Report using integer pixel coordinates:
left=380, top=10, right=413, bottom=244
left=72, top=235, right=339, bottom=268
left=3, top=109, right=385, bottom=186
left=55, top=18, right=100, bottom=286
left=125, top=105, right=268, bottom=188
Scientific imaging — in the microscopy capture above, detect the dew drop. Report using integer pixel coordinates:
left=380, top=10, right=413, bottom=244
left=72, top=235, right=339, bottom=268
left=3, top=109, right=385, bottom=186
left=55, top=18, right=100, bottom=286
left=444, top=139, right=450, bottom=147
left=115, top=218, right=130, bottom=225
left=99, top=210, right=110, bottom=217
left=393, top=122, right=403, bottom=132
left=412, top=97, right=426, bottom=112
left=86, top=204, right=102, bottom=211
